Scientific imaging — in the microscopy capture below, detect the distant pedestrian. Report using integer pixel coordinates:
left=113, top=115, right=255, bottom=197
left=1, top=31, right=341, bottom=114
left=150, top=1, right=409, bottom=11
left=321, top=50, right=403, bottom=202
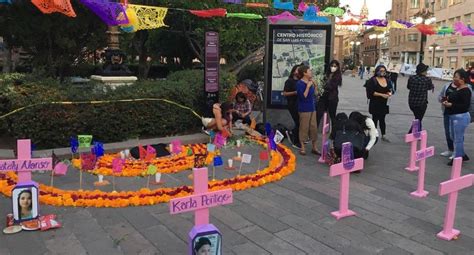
left=365, top=65, right=392, bottom=142
left=366, top=66, right=370, bottom=75
left=283, top=64, right=302, bottom=149
left=442, top=69, right=472, bottom=166
left=389, top=71, right=398, bottom=93
left=317, top=60, right=342, bottom=126
left=359, top=65, right=364, bottom=79
left=407, top=63, right=434, bottom=133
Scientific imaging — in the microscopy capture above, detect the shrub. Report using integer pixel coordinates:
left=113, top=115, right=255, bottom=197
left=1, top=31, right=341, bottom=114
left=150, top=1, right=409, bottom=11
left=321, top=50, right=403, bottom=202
left=2, top=70, right=236, bottom=149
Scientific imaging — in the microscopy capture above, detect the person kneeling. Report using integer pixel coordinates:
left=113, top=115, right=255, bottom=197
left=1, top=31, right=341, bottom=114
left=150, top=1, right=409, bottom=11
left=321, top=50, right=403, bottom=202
left=202, top=102, right=233, bottom=137
left=330, top=113, right=366, bottom=160
left=349, top=111, right=379, bottom=159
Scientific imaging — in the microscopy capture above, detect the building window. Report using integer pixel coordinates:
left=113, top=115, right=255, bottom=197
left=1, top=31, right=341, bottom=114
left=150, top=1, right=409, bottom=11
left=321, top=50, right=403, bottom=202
left=411, top=0, right=419, bottom=8
left=449, top=57, right=457, bottom=69
left=440, top=0, right=447, bottom=8
left=465, top=14, right=472, bottom=25
left=408, top=34, right=418, bottom=41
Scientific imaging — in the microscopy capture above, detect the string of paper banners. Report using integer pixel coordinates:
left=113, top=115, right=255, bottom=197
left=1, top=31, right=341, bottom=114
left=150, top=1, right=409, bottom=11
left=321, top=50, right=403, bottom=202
left=1, top=0, right=473, bottom=36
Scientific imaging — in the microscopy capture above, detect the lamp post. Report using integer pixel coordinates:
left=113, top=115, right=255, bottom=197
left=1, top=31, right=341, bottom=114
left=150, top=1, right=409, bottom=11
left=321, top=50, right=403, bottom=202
left=428, top=43, right=440, bottom=67
left=369, top=34, right=385, bottom=66
left=413, top=9, right=435, bottom=64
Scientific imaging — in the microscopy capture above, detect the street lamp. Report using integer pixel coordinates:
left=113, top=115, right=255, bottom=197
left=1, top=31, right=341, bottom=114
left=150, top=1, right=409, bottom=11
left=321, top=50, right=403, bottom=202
left=428, top=43, right=441, bottom=67
left=350, top=41, right=361, bottom=66
left=369, top=34, right=385, bottom=66
left=413, top=8, right=435, bottom=64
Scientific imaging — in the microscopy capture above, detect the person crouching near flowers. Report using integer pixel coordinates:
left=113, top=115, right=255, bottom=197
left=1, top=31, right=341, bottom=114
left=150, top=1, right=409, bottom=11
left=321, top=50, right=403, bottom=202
left=202, top=102, right=233, bottom=137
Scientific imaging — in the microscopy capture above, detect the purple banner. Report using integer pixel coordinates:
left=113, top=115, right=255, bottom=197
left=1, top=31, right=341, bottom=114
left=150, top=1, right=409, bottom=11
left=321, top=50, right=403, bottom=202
left=205, top=32, right=220, bottom=93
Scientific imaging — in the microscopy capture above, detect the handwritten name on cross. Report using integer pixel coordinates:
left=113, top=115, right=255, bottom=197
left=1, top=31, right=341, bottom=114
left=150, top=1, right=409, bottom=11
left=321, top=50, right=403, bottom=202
left=437, top=157, right=474, bottom=241
left=410, top=130, right=434, bottom=198
left=0, top=139, right=52, bottom=184
left=329, top=142, right=364, bottom=220
left=169, top=167, right=233, bottom=225
left=319, top=112, right=330, bottom=163
left=405, top=119, right=422, bottom=171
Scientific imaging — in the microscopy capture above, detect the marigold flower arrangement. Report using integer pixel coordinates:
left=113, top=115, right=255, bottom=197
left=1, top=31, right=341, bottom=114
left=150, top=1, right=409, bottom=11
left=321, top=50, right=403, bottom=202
left=0, top=137, right=296, bottom=208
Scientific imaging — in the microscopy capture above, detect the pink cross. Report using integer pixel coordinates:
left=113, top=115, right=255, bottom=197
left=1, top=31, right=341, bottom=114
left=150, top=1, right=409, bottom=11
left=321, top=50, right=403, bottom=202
left=405, top=120, right=422, bottom=171
left=169, top=167, right=233, bottom=226
left=319, top=112, right=330, bottom=163
left=0, top=139, right=52, bottom=185
left=329, top=142, right=364, bottom=220
left=437, top=157, right=474, bottom=241
left=410, top=131, right=434, bottom=198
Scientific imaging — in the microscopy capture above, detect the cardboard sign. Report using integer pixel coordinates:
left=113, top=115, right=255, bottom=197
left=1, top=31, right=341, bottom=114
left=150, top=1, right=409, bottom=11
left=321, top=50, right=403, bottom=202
left=53, top=162, right=68, bottom=176
left=12, top=184, right=39, bottom=222
left=170, top=189, right=233, bottom=214
left=273, top=130, right=285, bottom=144
left=241, top=154, right=252, bottom=164
left=415, top=146, right=435, bottom=161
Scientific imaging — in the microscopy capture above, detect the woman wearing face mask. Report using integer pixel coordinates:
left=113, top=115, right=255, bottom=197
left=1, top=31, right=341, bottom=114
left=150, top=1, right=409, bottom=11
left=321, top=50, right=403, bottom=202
left=442, top=69, right=472, bottom=166
left=407, top=63, right=434, bottom=133
left=317, top=60, right=342, bottom=126
left=296, top=65, right=320, bottom=155
left=365, top=65, right=392, bottom=142
left=283, top=64, right=303, bottom=149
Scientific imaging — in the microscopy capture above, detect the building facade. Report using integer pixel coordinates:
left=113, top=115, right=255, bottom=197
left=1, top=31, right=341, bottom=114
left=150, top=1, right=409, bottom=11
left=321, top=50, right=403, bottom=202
left=389, top=0, right=433, bottom=65
left=361, top=28, right=383, bottom=66
left=425, top=0, right=474, bottom=69
left=333, top=34, right=344, bottom=62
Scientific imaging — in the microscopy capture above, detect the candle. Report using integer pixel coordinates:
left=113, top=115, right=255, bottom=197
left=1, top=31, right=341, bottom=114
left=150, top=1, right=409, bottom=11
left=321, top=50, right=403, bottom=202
left=236, top=140, right=241, bottom=148
left=237, top=151, right=241, bottom=158
left=120, top=151, right=125, bottom=160
left=155, top=173, right=162, bottom=183
left=98, top=175, right=104, bottom=183
left=124, top=149, right=130, bottom=158
left=228, top=159, right=233, bottom=168
left=169, top=144, right=173, bottom=153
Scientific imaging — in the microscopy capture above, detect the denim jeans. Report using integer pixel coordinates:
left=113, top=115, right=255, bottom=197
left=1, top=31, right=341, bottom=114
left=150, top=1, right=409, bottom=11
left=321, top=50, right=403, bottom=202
left=443, top=113, right=454, bottom=151
left=449, top=113, right=471, bottom=158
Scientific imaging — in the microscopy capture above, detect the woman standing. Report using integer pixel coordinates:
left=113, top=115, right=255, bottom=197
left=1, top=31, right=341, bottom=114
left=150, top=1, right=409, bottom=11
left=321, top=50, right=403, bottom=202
left=365, top=65, right=392, bottom=142
left=442, top=69, right=471, bottom=166
left=318, top=60, right=342, bottom=125
left=296, top=66, right=320, bottom=155
left=283, top=64, right=302, bottom=149
left=407, top=63, right=434, bottom=132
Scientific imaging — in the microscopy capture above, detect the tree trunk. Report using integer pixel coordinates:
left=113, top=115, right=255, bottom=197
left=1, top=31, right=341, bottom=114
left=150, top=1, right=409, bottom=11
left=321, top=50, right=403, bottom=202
left=135, top=30, right=149, bottom=80
left=2, top=40, right=12, bottom=73
left=229, top=46, right=265, bottom=75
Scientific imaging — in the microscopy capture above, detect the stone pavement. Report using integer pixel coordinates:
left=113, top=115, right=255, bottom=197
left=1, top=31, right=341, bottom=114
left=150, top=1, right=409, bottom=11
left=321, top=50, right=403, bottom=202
left=1, top=74, right=473, bottom=255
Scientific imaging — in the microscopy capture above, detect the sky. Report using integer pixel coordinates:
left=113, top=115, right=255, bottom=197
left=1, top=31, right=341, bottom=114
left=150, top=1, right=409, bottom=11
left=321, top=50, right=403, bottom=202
left=339, top=0, right=392, bottom=20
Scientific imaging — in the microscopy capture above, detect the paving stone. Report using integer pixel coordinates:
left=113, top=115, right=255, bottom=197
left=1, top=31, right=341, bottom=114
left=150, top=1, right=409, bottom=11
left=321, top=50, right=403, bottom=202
left=140, top=225, right=187, bottom=255
left=237, top=225, right=305, bottom=254
left=410, top=232, right=472, bottom=254
left=103, top=222, right=159, bottom=255
left=275, top=228, right=341, bottom=254
left=119, top=206, right=162, bottom=230
left=151, top=212, right=193, bottom=241
left=43, top=232, right=88, bottom=255
left=370, top=189, right=434, bottom=212
left=228, top=204, right=289, bottom=233
left=350, top=197, right=410, bottom=221
left=231, top=242, right=270, bottom=255
left=370, top=229, right=443, bottom=255
left=212, top=207, right=253, bottom=231
left=378, top=246, right=413, bottom=255
left=279, top=214, right=351, bottom=252
left=262, top=184, right=322, bottom=208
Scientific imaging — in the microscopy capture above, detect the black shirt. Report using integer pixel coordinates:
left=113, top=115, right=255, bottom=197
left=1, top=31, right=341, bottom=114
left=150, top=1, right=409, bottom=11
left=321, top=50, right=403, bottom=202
left=284, top=78, right=298, bottom=108
left=446, top=87, right=472, bottom=115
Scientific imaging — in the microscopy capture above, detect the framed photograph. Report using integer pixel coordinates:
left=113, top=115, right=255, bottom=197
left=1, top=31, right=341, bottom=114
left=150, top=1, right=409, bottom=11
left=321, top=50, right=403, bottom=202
left=12, top=184, right=39, bottom=222
left=192, top=231, right=221, bottom=255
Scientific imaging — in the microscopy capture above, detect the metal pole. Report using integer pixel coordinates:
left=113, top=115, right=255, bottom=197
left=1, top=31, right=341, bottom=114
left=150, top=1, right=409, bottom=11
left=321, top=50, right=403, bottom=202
left=432, top=48, right=435, bottom=67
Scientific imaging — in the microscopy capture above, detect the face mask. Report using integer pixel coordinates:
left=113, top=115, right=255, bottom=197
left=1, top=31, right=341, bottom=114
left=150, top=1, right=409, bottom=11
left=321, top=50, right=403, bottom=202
left=376, top=71, right=386, bottom=77
left=330, top=67, right=338, bottom=73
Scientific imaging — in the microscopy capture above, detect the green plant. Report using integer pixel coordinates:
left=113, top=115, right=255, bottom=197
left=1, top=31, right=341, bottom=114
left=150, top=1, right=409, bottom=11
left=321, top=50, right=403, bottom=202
left=2, top=70, right=236, bottom=149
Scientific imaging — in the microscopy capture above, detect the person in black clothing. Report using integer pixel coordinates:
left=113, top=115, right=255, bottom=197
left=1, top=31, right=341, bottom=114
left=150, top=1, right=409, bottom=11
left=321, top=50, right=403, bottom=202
left=365, top=65, right=392, bottom=142
left=283, top=64, right=302, bottom=148
left=330, top=113, right=365, bottom=159
left=442, top=69, right=472, bottom=166
left=407, top=63, right=434, bottom=132
left=389, top=72, right=398, bottom=93
left=317, top=60, right=342, bottom=126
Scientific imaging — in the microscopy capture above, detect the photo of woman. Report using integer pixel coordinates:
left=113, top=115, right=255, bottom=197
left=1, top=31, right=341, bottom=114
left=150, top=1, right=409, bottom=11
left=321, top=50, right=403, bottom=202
left=18, top=189, right=33, bottom=219
left=194, top=237, right=212, bottom=255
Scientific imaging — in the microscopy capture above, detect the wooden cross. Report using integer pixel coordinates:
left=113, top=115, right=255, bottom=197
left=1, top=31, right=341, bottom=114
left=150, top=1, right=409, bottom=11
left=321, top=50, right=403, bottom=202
left=437, top=157, right=474, bottom=241
left=329, top=142, right=364, bottom=220
left=410, top=130, right=434, bottom=198
left=0, top=139, right=52, bottom=185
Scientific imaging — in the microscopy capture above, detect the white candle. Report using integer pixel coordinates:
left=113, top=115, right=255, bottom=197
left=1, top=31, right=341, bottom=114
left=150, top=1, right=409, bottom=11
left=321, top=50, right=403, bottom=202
left=120, top=151, right=125, bottom=160
left=124, top=149, right=130, bottom=158
left=236, top=140, right=241, bottom=148
left=237, top=151, right=241, bottom=158
left=169, top=144, right=173, bottom=153
left=98, top=175, right=104, bottom=183
left=228, top=159, right=233, bottom=168
left=155, top=173, right=162, bottom=183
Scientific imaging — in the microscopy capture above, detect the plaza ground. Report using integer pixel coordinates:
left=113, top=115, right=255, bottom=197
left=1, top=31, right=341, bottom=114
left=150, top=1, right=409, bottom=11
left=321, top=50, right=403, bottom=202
left=0, top=74, right=473, bottom=254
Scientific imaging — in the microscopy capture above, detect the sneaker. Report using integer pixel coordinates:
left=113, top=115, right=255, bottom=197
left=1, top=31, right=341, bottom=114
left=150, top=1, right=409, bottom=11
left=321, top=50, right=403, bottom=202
left=463, top=154, right=470, bottom=161
left=440, top=151, right=453, bottom=157
left=449, top=155, right=454, bottom=160
left=292, top=143, right=302, bottom=149
left=304, top=138, right=310, bottom=144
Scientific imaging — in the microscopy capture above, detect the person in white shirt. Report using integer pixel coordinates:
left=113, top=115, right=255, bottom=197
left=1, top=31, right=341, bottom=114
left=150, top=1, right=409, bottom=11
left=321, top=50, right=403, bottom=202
left=349, top=111, right=379, bottom=159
